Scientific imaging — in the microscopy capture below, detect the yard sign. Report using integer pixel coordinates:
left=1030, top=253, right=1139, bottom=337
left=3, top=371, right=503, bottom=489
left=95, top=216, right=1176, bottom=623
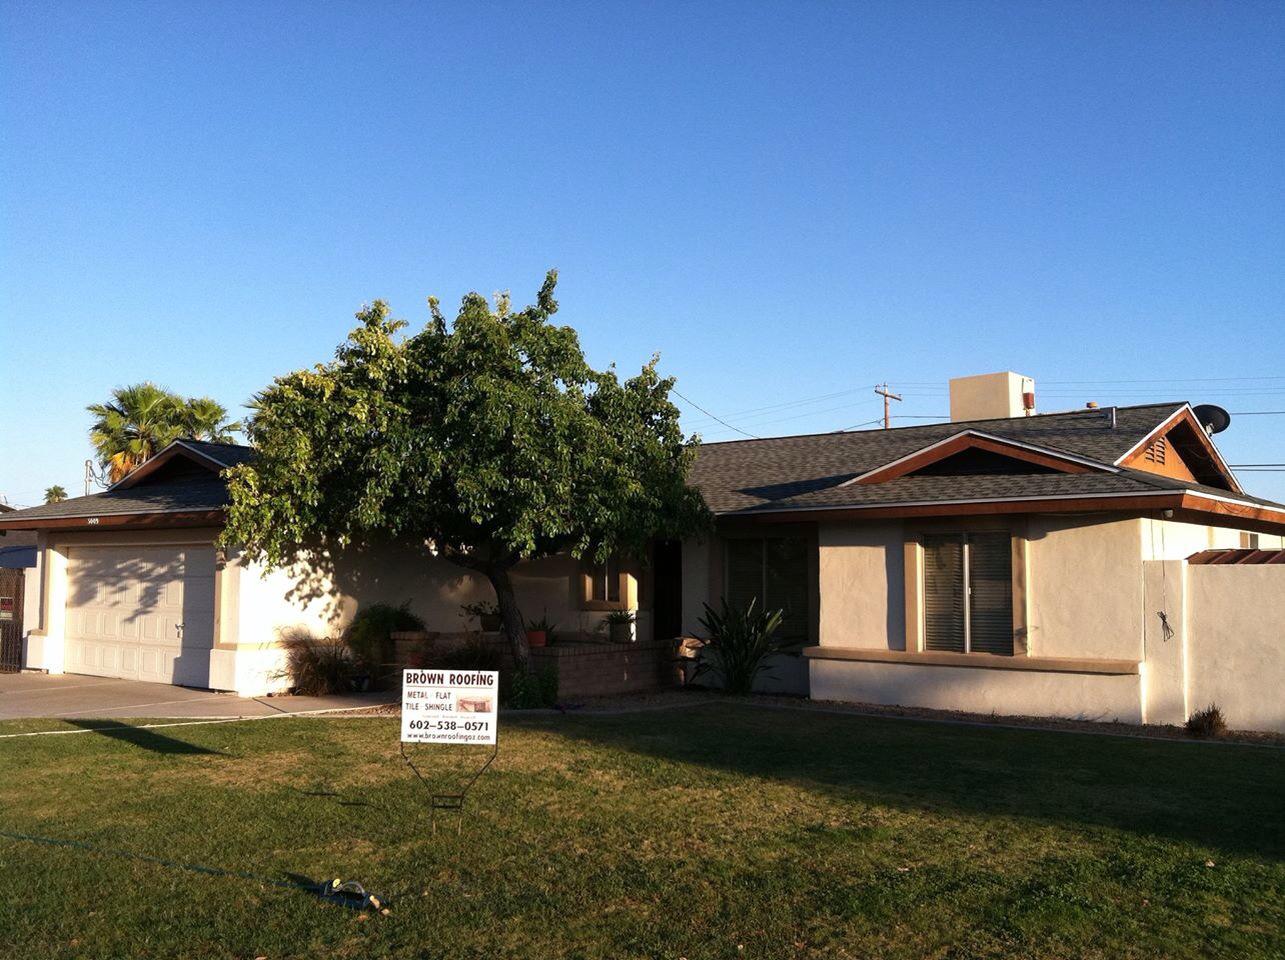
left=400, top=669, right=499, bottom=745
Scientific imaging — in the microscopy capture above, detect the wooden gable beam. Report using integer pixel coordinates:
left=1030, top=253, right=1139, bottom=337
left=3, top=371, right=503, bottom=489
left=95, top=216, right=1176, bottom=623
left=848, top=431, right=1106, bottom=486
left=1116, top=406, right=1241, bottom=493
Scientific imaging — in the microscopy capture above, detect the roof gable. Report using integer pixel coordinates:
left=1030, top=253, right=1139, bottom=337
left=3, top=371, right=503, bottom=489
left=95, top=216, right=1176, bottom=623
left=1116, top=406, right=1240, bottom=492
left=844, top=431, right=1113, bottom=486
left=110, top=439, right=252, bottom=492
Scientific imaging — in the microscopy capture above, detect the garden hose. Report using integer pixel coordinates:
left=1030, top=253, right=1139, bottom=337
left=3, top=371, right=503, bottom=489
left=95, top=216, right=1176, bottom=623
left=320, top=877, right=388, bottom=912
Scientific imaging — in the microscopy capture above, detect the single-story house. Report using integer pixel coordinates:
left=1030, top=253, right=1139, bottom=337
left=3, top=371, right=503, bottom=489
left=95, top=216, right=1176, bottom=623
left=3, top=371, right=1283, bottom=731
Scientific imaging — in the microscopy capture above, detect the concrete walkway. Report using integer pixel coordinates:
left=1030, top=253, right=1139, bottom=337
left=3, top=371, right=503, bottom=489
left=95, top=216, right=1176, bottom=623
left=0, top=672, right=394, bottom=720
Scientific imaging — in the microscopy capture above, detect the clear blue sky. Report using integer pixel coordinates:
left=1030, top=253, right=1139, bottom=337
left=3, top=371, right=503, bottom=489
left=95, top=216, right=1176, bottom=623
left=2, top=1, right=1283, bottom=505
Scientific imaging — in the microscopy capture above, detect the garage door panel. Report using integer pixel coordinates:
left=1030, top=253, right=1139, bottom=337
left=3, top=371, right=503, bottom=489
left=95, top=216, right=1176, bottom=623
left=64, top=544, right=216, bottom=685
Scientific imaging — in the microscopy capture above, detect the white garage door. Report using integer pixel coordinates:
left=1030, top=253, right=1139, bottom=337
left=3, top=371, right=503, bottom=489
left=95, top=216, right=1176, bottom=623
left=64, top=544, right=216, bottom=687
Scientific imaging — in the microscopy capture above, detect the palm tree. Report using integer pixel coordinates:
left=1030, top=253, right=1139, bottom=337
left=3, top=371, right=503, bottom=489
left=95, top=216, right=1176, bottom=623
left=88, top=384, right=242, bottom=483
left=87, top=383, right=186, bottom=482
left=44, top=485, right=68, bottom=504
left=182, top=397, right=242, bottom=443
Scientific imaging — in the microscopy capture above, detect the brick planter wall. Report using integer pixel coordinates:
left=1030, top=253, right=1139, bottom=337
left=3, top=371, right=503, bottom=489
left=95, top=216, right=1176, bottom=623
left=389, top=630, right=680, bottom=698
left=529, top=639, right=679, bottom=698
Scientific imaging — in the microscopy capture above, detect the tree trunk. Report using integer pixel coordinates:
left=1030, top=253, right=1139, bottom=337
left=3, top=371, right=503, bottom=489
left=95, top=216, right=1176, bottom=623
left=486, top=565, right=532, bottom=674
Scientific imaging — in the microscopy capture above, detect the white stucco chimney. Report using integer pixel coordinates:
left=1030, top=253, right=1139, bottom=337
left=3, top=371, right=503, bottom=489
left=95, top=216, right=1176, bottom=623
left=949, top=372, right=1035, bottom=422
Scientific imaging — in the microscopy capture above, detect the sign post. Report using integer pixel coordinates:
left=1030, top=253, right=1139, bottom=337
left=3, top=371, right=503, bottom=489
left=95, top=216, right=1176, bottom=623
left=399, top=668, right=500, bottom=818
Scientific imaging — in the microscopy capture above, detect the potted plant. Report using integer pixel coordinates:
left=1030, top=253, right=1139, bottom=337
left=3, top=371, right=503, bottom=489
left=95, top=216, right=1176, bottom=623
left=461, top=600, right=502, bottom=632
left=525, top=613, right=557, bottom=648
left=604, top=609, right=636, bottom=643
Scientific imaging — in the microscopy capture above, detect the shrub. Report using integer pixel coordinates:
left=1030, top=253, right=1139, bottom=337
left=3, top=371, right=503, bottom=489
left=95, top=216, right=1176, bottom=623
left=344, top=601, right=425, bottom=674
left=694, top=598, right=788, bottom=695
left=505, top=666, right=559, bottom=709
left=460, top=600, right=501, bottom=629
left=420, top=637, right=557, bottom=708
left=1186, top=704, right=1228, bottom=739
left=433, top=636, right=506, bottom=673
left=279, top=631, right=357, bottom=696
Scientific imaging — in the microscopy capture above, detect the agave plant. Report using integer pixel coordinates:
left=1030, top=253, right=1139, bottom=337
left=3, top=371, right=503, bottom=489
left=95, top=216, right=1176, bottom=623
left=694, top=597, right=787, bottom=695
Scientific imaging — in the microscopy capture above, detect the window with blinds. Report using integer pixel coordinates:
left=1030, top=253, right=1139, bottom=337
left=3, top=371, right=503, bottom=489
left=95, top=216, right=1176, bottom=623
left=922, top=532, right=1013, bottom=656
left=587, top=557, right=621, bottom=603
left=724, top=537, right=810, bottom=640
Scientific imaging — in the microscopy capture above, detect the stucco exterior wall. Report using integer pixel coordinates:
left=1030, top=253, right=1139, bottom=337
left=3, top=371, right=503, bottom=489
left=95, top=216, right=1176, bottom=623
left=810, top=659, right=1142, bottom=722
left=1027, top=516, right=1144, bottom=660
left=24, top=528, right=654, bottom=696
left=1140, top=517, right=1280, bottom=561
left=817, top=520, right=904, bottom=651
left=1140, top=559, right=1187, bottom=726
left=1186, top=566, right=1285, bottom=733
left=309, top=545, right=635, bottom=641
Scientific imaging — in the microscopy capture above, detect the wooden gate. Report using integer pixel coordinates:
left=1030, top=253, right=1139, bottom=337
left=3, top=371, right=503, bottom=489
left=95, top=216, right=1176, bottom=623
left=0, top=567, right=24, bottom=672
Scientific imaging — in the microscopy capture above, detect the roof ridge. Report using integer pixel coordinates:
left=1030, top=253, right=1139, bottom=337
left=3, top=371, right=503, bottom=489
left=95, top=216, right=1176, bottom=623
left=696, top=402, right=1185, bottom=447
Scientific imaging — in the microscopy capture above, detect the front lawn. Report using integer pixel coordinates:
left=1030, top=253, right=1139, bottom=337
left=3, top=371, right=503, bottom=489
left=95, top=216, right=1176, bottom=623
left=1, top=703, right=1281, bottom=959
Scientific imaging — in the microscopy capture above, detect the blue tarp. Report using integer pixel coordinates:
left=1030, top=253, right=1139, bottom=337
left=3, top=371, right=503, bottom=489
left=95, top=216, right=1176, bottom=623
left=0, top=544, right=36, bottom=569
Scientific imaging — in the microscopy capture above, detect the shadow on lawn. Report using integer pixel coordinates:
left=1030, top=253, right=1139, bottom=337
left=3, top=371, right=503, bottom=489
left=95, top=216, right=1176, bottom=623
left=0, top=829, right=323, bottom=900
left=65, top=720, right=222, bottom=756
left=519, top=703, right=1285, bottom=861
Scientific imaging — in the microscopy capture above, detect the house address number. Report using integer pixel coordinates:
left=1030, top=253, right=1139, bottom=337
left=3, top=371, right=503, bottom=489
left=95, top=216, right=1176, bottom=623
left=86, top=518, right=99, bottom=525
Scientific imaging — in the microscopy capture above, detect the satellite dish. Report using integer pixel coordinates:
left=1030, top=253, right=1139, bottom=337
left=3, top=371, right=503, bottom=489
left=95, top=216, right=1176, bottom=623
left=1193, top=404, right=1231, bottom=435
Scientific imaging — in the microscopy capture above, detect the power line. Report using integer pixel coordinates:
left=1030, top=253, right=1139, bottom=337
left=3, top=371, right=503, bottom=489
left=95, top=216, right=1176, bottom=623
left=837, top=417, right=886, bottom=432
left=681, top=386, right=871, bottom=425
left=670, top=388, right=760, bottom=440
left=1041, top=375, right=1285, bottom=385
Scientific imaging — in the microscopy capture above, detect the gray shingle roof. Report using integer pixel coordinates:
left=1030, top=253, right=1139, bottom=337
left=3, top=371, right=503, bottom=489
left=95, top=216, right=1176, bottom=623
left=690, top=403, right=1282, bottom=515
left=0, top=439, right=252, bottom=526
left=178, top=439, right=255, bottom=468
left=0, top=479, right=230, bottom=522
left=3, top=406, right=1280, bottom=528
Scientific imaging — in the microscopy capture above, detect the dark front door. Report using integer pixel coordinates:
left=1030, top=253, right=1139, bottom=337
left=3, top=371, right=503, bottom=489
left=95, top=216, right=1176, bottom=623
left=0, top=567, right=24, bottom=672
left=651, top=539, right=683, bottom=641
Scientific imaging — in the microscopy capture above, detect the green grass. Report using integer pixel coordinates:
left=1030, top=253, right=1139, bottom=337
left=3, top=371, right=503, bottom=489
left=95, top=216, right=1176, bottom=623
left=0, top=703, right=1282, bottom=959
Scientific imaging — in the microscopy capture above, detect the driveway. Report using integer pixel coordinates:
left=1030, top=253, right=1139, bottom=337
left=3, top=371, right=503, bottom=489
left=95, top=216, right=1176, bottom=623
left=0, top=672, right=394, bottom=720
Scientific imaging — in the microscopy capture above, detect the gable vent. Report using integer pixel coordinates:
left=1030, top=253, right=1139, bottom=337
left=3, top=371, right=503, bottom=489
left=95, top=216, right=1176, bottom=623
left=1143, top=437, right=1168, bottom=466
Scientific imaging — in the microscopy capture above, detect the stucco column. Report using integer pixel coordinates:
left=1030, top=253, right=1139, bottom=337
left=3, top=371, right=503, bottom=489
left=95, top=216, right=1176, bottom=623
left=39, top=540, right=70, bottom=674
left=1141, top=559, right=1187, bottom=725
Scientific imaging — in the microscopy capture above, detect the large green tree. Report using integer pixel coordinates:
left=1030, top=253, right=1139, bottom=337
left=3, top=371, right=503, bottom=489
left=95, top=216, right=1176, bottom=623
left=222, top=272, right=710, bottom=669
left=88, top=383, right=240, bottom=482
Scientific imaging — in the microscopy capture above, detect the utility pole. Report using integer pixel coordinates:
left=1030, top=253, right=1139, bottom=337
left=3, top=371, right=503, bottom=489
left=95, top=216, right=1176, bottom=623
left=874, top=382, right=902, bottom=430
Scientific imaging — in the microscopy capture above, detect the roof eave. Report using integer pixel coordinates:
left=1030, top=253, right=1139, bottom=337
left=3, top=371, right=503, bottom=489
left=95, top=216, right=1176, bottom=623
left=0, top=509, right=226, bottom=532
left=714, top=489, right=1285, bottom=534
